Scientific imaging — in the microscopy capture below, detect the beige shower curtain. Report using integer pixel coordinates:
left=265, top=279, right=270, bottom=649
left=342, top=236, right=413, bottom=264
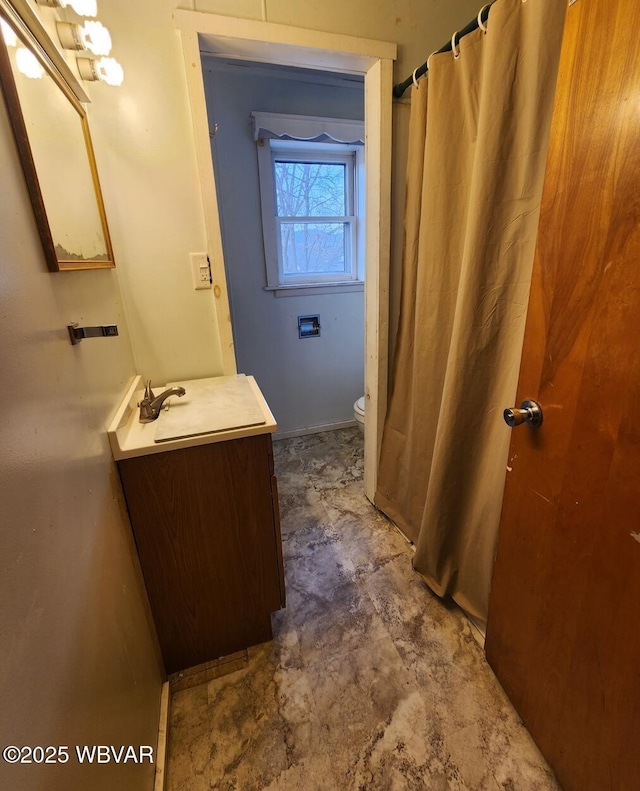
left=375, top=0, right=567, bottom=627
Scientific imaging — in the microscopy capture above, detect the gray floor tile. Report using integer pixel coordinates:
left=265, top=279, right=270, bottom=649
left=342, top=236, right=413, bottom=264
left=166, top=428, right=559, bottom=791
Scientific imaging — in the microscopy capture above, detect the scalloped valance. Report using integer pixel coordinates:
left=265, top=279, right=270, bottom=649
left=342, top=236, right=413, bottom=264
left=251, top=112, right=364, bottom=145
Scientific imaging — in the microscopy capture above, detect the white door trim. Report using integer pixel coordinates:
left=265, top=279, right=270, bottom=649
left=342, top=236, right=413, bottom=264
left=174, top=11, right=395, bottom=501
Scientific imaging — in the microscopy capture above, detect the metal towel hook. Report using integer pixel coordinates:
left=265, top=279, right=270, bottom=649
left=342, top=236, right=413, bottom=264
left=67, top=322, right=119, bottom=345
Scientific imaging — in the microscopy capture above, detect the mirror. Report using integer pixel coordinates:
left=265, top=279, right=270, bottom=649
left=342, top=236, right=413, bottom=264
left=0, top=0, right=114, bottom=271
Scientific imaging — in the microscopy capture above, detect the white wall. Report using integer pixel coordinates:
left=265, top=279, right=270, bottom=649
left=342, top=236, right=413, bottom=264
left=0, top=96, right=163, bottom=791
left=67, top=0, right=228, bottom=387
left=204, top=61, right=364, bottom=433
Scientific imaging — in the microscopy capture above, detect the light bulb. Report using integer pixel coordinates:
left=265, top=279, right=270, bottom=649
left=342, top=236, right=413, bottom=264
left=94, top=56, right=123, bottom=86
left=80, top=21, right=111, bottom=55
left=1, top=18, right=18, bottom=47
left=77, top=56, right=123, bottom=86
left=16, top=47, right=44, bottom=79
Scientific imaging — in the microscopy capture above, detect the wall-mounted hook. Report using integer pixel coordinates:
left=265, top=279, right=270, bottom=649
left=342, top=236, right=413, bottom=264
left=68, top=322, right=119, bottom=345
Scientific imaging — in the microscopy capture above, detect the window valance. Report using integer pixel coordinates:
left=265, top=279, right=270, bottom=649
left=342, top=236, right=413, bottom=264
left=251, top=112, right=364, bottom=145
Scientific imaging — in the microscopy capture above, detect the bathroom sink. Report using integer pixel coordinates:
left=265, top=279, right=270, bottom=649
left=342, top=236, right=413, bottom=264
left=154, top=375, right=266, bottom=443
left=108, top=374, right=276, bottom=461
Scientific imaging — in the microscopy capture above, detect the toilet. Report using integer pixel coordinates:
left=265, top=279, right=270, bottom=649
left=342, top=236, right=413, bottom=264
left=353, top=396, right=365, bottom=434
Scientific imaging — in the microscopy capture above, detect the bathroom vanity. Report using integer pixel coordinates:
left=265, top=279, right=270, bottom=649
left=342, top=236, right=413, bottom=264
left=108, top=375, right=285, bottom=675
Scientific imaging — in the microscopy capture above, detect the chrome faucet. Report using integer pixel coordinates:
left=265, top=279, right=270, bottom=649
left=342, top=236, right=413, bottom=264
left=138, top=380, right=186, bottom=423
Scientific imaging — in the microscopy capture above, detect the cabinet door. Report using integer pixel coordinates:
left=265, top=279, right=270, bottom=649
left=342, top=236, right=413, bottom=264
left=119, top=434, right=283, bottom=674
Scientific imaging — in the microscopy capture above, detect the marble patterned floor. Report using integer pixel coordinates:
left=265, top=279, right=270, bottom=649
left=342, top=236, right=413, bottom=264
left=166, top=428, right=560, bottom=791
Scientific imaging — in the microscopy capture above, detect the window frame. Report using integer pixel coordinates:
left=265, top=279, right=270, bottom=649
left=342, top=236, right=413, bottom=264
left=257, top=138, right=365, bottom=296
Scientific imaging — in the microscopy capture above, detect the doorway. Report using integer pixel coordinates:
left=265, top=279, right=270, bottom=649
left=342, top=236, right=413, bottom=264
left=201, top=58, right=366, bottom=438
left=174, top=11, right=395, bottom=500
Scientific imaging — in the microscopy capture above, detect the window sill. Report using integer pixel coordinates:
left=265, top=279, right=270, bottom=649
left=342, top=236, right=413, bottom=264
left=264, top=281, right=364, bottom=298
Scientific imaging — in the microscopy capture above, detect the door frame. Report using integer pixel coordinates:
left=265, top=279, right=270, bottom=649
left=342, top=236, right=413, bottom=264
left=173, top=10, right=396, bottom=501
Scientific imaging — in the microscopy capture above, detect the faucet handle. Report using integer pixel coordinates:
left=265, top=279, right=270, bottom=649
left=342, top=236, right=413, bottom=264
left=137, top=380, right=155, bottom=409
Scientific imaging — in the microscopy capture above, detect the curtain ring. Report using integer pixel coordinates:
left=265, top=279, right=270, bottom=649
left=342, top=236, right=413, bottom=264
left=412, top=67, right=420, bottom=89
left=451, top=31, right=460, bottom=60
left=426, top=50, right=437, bottom=72
left=477, top=4, right=491, bottom=33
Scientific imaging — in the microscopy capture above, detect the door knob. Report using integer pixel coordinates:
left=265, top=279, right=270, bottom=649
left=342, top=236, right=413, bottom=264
left=503, top=399, right=543, bottom=428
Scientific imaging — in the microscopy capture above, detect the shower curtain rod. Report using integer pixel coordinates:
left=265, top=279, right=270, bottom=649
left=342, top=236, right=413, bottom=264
left=393, top=1, right=497, bottom=98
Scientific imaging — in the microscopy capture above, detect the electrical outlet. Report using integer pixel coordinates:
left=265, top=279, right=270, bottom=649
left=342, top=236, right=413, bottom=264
left=190, top=253, right=211, bottom=290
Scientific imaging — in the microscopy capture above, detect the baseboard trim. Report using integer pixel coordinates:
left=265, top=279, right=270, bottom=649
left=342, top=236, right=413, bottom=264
left=274, top=419, right=357, bottom=440
left=153, top=682, right=171, bottom=791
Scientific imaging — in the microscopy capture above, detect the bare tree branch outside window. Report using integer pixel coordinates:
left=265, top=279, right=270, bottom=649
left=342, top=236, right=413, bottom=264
left=274, top=161, right=348, bottom=275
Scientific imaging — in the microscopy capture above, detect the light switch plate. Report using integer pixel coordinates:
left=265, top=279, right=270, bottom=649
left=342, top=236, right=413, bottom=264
left=190, top=253, right=211, bottom=290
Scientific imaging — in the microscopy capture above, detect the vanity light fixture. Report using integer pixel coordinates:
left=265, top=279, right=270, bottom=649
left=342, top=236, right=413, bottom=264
left=77, top=55, right=123, bottom=86
left=15, top=47, right=45, bottom=78
left=57, top=20, right=111, bottom=55
left=35, top=0, right=98, bottom=18
left=1, top=18, right=18, bottom=46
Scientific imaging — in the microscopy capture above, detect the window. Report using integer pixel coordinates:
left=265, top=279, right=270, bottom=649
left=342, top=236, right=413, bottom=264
left=274, top=148, right=356, bottom=283
left=256, top=123, right=365, bottom=296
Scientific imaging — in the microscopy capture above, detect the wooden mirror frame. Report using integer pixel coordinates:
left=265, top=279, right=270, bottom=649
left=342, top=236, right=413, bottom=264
left=0, top=0, right=115, bottom=271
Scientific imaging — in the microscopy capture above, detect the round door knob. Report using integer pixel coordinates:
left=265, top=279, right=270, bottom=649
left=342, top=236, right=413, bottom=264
left=503, top=399, right=543, bottom=428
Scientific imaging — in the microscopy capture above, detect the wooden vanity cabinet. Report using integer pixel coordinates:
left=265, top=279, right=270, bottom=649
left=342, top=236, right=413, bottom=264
left=117, top=432, right=285, bottom=675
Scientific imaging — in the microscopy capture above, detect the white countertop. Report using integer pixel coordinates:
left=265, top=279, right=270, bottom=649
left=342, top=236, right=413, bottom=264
left=108, top=374, right=277, bottom=461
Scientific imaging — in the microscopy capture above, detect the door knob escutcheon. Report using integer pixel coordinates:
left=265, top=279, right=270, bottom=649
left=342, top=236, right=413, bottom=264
left=503, top=399, right=543, bottom=428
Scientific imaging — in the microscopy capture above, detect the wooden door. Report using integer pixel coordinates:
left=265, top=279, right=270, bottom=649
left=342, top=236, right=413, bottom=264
left=485, top=2, right=640, bottom=791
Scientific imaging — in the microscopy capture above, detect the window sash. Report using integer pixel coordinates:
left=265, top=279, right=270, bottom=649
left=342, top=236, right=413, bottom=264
left=273, top=159, right=349, bottom=219
left=275, top=217, right=357, bottom=283
left=271, top=149, right=357, bottom=284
